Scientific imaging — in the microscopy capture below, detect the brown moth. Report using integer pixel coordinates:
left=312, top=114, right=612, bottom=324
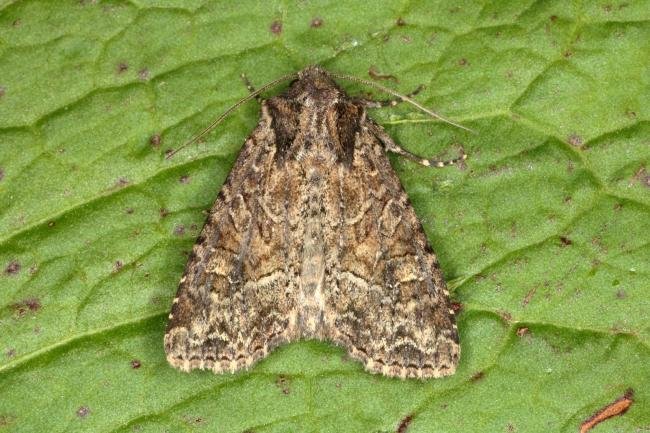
left=164, top=66, right=466, bottom=379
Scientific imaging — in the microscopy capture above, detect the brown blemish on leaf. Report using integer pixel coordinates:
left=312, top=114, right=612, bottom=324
left=470, top=371, right=485, bottom=382
left=125, top=207, right=134, bottom=214
left=368, top=66, right=399, bottom=83
left=310, top=17, right=323, bottom=28
left=12, top=18, right=21, bottom=26
left=164, top=148, right=174, bottom=158
left=275, top=375, right=291, bottom=395
left=179, top=175, right=190, bottom=184
left=150, top=133, right=162, bottom=148
left=625, top=109, right=636, bottom=119
left=0, top=414, right=16, bottom=427
left=506, top=423, right=516, bottom=432
left=516, top=327, right=530, bottom=337
left=113, top=260, right=124, bottom=272
left=4, top=260, right=20, bottom=275
left=559, top=236, right=572, bottom=247
left=5, top=348, right=17, bottom=358
left=458, top=58, right=469, bottom=66
left=579, top=389, right=633, bottom=433
left=522, top=287, right=537, bottom=307
left=400, top=35, right=412, bottom=44
left=159, top=208, right=170, bottom=218
left=632, top=166, right=650, bottom=188
left=47, top=220, right=55, bottom=228
left=567, top=134, right=584, bottom=148
left=180, top=414, right=207, bottom=426
left=396, top=414, right=413, bottom=433
left=498, top=310, right=512, bottom=322
left=396, top=17, right=406, bottom=26
left=76, top=406, right=90, bottom=418
left=174, top=225, right=186, bottom=236
left=117, top=62, right=128, bottom=74
left=563, top=50, right=573, bottom=58
left=0, top=86, right=5, bottom=98
left=615, top=289, right=626, bottom=299
left=13, top=298, right=41, bottom=317
left=138, top=68, right=150, bottom=81
left=270, top=20, right=282, bottom=35
left=115, top=177, right=130, bottom=188
left=0, top=167, right=4, bottom=181
left=131, top=359, right=141, bottom=369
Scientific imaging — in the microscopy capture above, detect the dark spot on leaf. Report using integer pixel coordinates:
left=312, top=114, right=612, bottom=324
left=632, top=166, right=650, bottom=188
left=470, top=371, right=484, bottom=382
left=400, top=35, right=412, bottom=43
left=550, top=15, right=558, bottom=22
left=275, top=375, right=291, bottom=394
left=506, top=423, right=516, bottom=432
left=179, top=175, right=190, bottom=184
left=76, top=406, right=90, bottom=418
left=625, top=109, right=636, bottom=119
left=150, top=133, right=162, bottom=148
left=47, top=220, right=55, bottom=228
left=190, top=223, right=198, bottom=232
left=182, top=415, right=206, bottom=426
left=499, top=310, right=512, bottom=322
left=568, top=134, right=583, bottom=148
left=5, top=348, right=16, bottom=358
left=615, top=290, right=626, bottom=299
left=522, top=287, right=536, bottom=307
left=396, top=17, right=406, bottom=26
left=0, top=168, right=4, bottom=181
left=0, top=414, right=16, bottom=427
left=174, top=225, right=186, bottom=236
left=458, top=58, right=468, bottom=66
left=113, top=260, right=124, bottom=272
left=559, top=236, right=572, bottom=246
left=29, top=265, right=38, bottom=275
left=131, top=359, right=141, bottom=369
left=125, top=207, right=134, bottom=214
left=368, top=66, right=399, bottom=82
left=563, top=50, right=573, bottom=58
left=138, top=68, right=150, bottom=81
left=159, top=208, right=169, bottom=218
left=310, top=17, right=323, bottom=28
left=450, top=301, right=463, bottom=313
left=516, top=327, right=529, bottom=337
left=164, top=148, right=174, bottom=158
left=115, top=177, right=130, bottom=188
left=117, top=62, right=128, bottom=74
left=5, top=260, right=20, bottom=275
left=12, top=18, right=21, bottom=26
left=0, top=86, right=5, bottom=98
left=564, top=196, right=572, bottom=204
left=396, top=414, right=413, bottom=433
left=603, top=5, right=612, bottom=13
left=270, top=20, right=282, bottom=35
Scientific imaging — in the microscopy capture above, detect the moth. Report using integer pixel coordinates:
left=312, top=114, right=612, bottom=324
left=164, top=66, right=467, bottom=379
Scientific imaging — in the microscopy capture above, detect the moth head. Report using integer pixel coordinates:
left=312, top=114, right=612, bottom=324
left=285, top=66, right=344, bottom=106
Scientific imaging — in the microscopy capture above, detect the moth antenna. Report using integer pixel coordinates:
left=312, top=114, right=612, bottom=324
left=166, top=71, right=299, bottom=159
left=330, top=72, right=476, bottom=134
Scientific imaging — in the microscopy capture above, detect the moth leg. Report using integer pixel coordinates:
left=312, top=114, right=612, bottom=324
left=371, top=123, right=467, bottom=168
left=240, top=73, right=263, bottom=103
left=358, top=85, right=424, bottom=108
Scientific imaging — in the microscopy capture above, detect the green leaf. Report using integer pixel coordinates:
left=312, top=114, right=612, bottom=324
left=0, top=1, right=648, bottom=432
